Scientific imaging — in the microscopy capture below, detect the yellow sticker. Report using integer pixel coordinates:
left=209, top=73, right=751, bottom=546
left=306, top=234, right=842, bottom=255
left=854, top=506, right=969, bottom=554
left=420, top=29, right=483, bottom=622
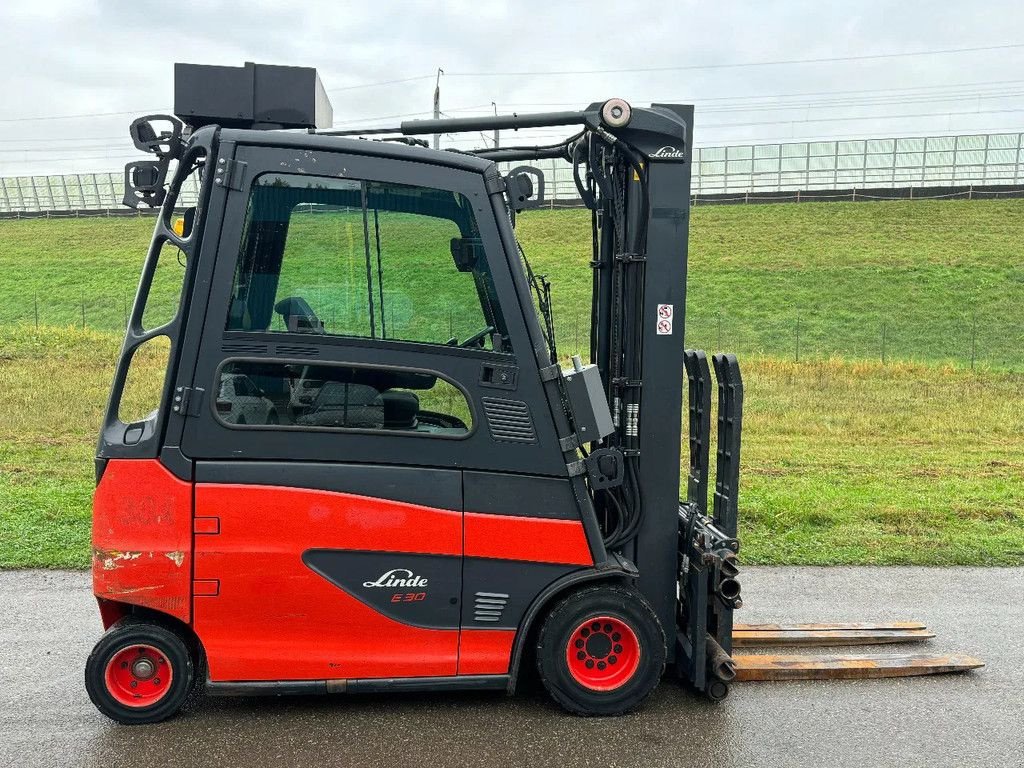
left=172, top=217, right=185, bottom=236
left=633, top=161, right=644, bottom=181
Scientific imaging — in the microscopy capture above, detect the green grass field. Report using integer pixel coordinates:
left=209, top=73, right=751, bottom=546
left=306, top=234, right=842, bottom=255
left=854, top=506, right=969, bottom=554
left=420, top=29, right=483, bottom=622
left=1, top=199, right=1022, bottom=568
left=2, top=199, right=1023, bottom=366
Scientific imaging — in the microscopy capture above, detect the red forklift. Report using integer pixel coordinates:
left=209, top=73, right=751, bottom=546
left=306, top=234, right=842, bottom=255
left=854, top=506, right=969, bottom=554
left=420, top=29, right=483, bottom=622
left=87, top=63, right=981, bottom=724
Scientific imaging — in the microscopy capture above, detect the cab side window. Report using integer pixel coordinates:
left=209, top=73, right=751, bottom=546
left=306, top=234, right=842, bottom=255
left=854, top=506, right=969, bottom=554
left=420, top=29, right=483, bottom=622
left=226, top=174, right=510, bottom=353
left=214, top=360, right=473, bottom=437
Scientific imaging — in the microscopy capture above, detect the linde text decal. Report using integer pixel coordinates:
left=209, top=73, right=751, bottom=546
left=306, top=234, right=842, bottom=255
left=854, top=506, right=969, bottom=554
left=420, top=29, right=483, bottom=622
left=363, top=568, right=429, bottom=588
left=651, top=145, right=686, bottom=159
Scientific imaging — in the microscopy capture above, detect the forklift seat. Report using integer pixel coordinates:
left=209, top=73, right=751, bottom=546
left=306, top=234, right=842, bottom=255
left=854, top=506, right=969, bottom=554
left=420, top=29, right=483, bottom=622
left=294, top=382, right=384, bottom=429
left=381, top=390, right=419, bottom=430
left=274, top=296, right=325, bottom=334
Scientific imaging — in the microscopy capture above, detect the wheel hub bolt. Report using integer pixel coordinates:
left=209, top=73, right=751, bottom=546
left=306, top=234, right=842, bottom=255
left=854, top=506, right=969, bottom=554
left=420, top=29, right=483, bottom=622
left=132, top=658, right=156, bottom=680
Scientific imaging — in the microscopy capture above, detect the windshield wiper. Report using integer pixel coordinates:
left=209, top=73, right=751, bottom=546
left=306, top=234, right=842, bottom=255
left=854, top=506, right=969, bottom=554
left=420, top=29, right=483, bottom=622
left=518, top=242, right=558, bottom=365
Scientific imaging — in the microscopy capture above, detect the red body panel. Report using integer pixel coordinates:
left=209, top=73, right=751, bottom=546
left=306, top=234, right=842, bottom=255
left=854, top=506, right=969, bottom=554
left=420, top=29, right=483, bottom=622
left=464, top=512, right=593, bottom=566
left=193, top=484, right=462, bottom=681
left=92, top=459, right=193, bottom=626
left=458, top=630, right=516, bottom=675
left=93, top=469, right=589, bottom=683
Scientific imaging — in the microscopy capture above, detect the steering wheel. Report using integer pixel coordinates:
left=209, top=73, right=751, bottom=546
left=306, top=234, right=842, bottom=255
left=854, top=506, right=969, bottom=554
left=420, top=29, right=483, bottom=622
left=459, top=325, right=495, bottom=349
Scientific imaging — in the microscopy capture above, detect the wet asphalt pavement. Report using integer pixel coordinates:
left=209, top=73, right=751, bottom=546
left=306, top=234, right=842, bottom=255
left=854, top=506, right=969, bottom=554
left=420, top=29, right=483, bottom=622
left=0, top=567, right=1020, bottom=768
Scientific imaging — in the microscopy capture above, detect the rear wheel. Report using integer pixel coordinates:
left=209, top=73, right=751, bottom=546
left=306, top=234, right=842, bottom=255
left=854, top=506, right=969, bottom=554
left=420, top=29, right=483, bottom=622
left=536, top=584, right=665, bottom=716
left=85, top=619, right=194, bottom=724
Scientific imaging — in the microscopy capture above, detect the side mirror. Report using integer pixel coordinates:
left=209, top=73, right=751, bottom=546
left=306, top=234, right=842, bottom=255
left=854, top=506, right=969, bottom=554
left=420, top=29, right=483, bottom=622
left=505, top=166, right=546, bottom=212
left=122, top=114, right=185, bottom=210
left=129, top=115, right=184, bottom=157
left=123, top=161, right=168, bottom=209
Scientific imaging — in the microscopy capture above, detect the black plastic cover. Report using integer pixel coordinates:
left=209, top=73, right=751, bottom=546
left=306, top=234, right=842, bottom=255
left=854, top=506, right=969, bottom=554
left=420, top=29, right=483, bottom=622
left=174, top=62, right=333, bottom=130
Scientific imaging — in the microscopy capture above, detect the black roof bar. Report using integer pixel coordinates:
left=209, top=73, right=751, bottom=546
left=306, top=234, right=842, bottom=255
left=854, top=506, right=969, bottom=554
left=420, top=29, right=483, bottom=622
left=316, top=109, right=590, bottom=138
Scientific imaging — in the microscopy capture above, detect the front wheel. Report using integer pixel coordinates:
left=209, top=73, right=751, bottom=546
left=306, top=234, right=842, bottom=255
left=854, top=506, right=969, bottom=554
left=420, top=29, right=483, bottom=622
left=85, top=619, right=194, bottom=724
left=536, top=584, right=665, bottom=716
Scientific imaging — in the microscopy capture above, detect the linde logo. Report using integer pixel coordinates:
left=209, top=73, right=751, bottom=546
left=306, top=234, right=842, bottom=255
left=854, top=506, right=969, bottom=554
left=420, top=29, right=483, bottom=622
left=651, top=145, right=686, bottom=159
left=362, top=568, right=429, bottom=588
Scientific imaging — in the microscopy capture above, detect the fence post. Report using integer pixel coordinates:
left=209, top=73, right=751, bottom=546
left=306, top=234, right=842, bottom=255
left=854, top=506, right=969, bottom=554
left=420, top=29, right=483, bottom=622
left=970, top=315, right=977, bottom=371
left=795, top=315, right=801, bottom=362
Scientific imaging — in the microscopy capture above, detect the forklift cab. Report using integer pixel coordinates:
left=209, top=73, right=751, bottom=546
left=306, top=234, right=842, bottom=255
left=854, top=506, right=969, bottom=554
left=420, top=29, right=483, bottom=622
left=88, top=62, right=744, bottom=725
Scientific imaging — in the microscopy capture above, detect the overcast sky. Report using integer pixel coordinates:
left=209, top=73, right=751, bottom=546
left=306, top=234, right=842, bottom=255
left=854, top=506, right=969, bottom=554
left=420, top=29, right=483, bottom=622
left=1, top=0, right=1022, bottom=175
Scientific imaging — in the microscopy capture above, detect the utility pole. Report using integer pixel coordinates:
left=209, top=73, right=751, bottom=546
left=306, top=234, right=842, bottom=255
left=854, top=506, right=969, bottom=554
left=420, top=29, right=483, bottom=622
left=491, top=102, right=499, bottom=148
left=432, top=68, right=443, bottom=150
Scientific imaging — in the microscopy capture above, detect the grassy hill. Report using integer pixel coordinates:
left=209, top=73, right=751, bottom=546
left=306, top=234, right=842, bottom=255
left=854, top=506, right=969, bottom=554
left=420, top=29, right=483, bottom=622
left=1, top=199, right=1023, bottom=568
left=1, top=198, right=1023, bottom=367
left=1, top=328, right=1021, bottom=569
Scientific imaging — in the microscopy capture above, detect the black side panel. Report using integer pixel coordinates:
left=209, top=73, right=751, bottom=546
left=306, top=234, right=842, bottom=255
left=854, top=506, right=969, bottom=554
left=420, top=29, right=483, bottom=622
left=303, top=550, right=461, bottom=629
left=160, top=446, right=193, bottom=482
left=206, top=675, right=509, bottom=696
left=345, top=675, right=508, bottom=693
left=196, top=461, right=461, bottom=511
left=463, top=472, right=579, bottom=520
left=460, top=559, right=580, bottom=629
left=633, top=105, right=695, bottom=663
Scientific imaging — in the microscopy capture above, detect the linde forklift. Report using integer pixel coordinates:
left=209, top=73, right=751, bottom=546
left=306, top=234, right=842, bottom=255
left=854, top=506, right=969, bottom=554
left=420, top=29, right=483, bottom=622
left=87, top=63, right=982, bottom=724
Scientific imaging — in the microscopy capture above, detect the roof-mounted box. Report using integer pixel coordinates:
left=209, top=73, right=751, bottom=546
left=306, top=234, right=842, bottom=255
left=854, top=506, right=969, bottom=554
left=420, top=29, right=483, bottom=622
left=174, top=62, right=333, bottom=130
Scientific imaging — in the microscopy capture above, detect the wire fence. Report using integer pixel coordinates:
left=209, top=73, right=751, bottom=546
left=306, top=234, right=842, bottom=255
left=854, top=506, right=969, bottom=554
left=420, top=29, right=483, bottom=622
left=1, top=131, right=1022, bottom=213
left=5, top=293, right=1021, bottom=371
left=499, top=130, right=1024, bottom=201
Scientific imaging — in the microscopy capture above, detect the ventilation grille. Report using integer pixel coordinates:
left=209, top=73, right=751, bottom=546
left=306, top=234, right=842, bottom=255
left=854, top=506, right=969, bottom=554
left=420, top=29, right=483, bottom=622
left=482, top=398, right=536, bottom=443
left=473, top=592, right=509, bottom=623
left=222, top=343, right=268, bottom=355
left=273, top=344, right=320, bottom=357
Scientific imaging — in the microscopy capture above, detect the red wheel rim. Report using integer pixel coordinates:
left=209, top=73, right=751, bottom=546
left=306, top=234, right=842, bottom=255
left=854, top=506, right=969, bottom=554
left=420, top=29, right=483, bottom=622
left=103, top=644, right=173, bottom=708
left=565, top=615, right=641, bottom=691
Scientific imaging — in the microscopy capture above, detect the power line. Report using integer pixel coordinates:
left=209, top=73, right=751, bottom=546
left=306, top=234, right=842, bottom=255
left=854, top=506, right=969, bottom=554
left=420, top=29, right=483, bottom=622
left=0, top=135, right=128, bottom=144
left=0, top=153, right=139, bottom=164
left=331, top=109, right=433, bottom=126
left=703, top=106, right=1024, bottom=130
left=437, top=88, right=1024, bottom=123
left=691, top=126, right=1024, bottom=146
left=433, top=106, right=1024, bottom=144
left=5, top=84, right=1013, bottom=148
left=325, top=74, right=433, bottom=93
left=443, top=43, right=1024, bottom=77
left=0, top=109, right=169, bottom=124
left=441, top=78, right=1024, bottom=112
left=0, top=146, right=139, bottom=154
left=0, top=74, right=436, bottom=123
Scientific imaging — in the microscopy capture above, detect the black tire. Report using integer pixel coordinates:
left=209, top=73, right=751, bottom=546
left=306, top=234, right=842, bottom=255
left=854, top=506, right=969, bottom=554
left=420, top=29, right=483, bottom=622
left=536, top=584, right=665, bottom=716
left=85, top=618, right=194, bottom=724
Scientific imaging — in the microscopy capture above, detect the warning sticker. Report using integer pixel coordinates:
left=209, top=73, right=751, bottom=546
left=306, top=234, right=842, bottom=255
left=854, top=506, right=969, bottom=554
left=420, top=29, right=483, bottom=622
left=657, top=304, right=673, bottom=335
